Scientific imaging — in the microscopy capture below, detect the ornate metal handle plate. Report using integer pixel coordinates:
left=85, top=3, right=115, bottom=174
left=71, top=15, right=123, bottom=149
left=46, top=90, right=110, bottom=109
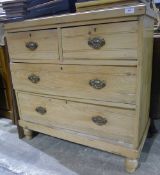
left=26, top=41, right=38, bottom=51
left=89, top=79, right=106, bottom=89
left=88, top=37, right=105, bottom=49
left=35, top=106, right=47, bottom=115
left=92, top=116, right=107, bottom=126
left=28, top=74, right=40, bottom=84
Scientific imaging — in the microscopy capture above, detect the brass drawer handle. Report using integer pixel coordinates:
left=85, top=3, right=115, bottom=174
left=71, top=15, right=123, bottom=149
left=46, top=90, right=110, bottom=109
left=35, top=106, right=47, bottom=115
left=26, top=41, right=38, bottom=51
left=88, top=37, right=105, bottom=49
left=89, top=79, right=106, bottom=89
left=92, top=116, right=107, bottom=126
left=28, top=74, right=40, bottom=84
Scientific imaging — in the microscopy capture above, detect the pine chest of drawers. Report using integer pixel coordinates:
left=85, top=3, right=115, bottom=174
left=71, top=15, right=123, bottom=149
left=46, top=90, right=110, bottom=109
left=5, top=4, right=154, bottom=173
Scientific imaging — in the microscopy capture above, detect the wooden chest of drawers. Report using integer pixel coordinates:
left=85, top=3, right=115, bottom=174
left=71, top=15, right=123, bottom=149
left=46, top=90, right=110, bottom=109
left=5, top=4, right=154, bottom=173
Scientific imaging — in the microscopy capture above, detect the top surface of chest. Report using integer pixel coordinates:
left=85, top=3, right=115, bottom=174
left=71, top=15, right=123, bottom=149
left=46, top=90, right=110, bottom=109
left=4, top=4, right=152, bottom=32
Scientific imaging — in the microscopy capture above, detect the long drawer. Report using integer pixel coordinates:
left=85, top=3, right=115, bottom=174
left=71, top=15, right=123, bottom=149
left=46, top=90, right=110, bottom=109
left=17, top=92, right=136, bottom=144
left=11, top=64, right=137, bottom=105
left=7, top=29, right=59, bottom=62
left=62, top=21, right=138, bottom=61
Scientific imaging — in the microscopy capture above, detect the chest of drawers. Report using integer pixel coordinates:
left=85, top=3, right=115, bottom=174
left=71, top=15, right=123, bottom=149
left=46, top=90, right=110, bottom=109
left=5, top=4, right=154, bottom=173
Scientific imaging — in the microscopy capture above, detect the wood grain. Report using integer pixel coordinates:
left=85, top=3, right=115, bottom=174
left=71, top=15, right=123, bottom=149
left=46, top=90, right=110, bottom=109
left=5, top=4, right=147, bottom=32
left=62, top=21, right=138, bottom=60
left=11, top=64, right=137, bottom=106
left=5, top=5, right=154, bottom=172
left=6, top=29, right=59, bottom=62
left=17, top=92, right=136, bottom=144
left=134, top=16, right=154, bottom=147
left=18, top=119, right=149, bottom=159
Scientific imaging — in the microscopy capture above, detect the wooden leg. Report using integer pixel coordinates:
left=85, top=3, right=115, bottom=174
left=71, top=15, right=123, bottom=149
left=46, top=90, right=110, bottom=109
left=125, top=158, right=139, bottom=173
left=23, top=128, right=33, bottom=140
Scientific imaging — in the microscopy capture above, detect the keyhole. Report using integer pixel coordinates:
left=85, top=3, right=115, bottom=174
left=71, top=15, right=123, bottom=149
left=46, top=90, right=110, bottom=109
left=60, top=67, right=63, bottom=70
left=94, top=28, right=97, bottom=32
left=29, top=33, right=32, bottom=38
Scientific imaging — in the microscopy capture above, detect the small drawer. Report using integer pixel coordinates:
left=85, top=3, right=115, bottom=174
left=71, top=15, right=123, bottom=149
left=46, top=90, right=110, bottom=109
left=17, top=92, right=136, bottom=144
left=7, top=29, right=59, bottom=63
left=62, top=21, right=138, bottom=61
left=11, top=64, right=137, bottom=106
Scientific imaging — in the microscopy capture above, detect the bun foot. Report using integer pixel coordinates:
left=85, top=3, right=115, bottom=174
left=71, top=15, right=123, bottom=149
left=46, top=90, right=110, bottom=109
left=24, top=128, right=33, bottom=140
left=125, top=158, right=138, bottom=173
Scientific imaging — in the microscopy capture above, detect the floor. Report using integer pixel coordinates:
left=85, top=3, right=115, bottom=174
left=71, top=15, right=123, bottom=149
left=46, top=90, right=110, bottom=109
left=0, top=118, right=160, bottom=175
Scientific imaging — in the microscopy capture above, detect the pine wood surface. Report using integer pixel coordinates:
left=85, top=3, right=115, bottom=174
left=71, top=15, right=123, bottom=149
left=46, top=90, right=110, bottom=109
left=62, top=21, right=138, bottom=60
left=5, top=4, right=154, bottom=173
left=7, top=29, right=59, bottom=62
left=76, top=0, right=132, bottom=7
left=11, top=64, right=137, bottom=106
left=76, top=2, right=138, bottom=12
left=17, top=91, right=136, bottom=145
left=5, top=4, right=151, bottom=32
left=76, top=0, right=137, bottom=9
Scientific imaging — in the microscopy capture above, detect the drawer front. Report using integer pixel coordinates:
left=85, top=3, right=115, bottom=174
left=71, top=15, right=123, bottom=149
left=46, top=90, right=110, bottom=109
left=17, top=92, right=136, bottom=144
left=62, top=21, right=138, bottom=61
left=7, top=29, right=59, bottom=62
left=11, top=64, right=137, bottom=105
